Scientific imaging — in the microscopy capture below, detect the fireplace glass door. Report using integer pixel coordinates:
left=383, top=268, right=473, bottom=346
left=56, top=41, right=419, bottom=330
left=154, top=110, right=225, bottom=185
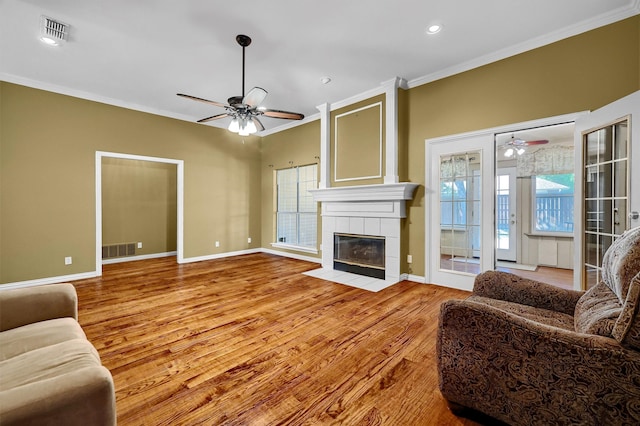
left=334, top=233, right=385, bottom=279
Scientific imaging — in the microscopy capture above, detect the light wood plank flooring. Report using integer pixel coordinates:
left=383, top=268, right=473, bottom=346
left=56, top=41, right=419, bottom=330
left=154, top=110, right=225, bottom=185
left=73, top=254, right=488, bottom=425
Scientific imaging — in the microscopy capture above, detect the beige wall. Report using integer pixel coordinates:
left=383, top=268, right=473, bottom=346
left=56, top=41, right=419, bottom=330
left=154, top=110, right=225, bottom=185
left=0, top=84, right=261, bottom=283
left=102, top=158, right=177, bottom=256
left=1, top=16, right=638, bottom=284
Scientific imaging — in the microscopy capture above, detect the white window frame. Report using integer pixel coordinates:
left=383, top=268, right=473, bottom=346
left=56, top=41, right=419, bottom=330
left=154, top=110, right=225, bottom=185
left=530, top=173, right=575, bottom=237
left=272, top=164, right=318, bottom=254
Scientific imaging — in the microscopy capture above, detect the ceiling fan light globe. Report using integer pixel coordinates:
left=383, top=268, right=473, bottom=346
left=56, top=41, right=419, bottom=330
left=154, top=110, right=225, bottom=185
left=504, top=148, right=514, bottom=158
left=245, top=120, right=257, bottom=134
left=516, top=148, right=525, bottom=155
left=238, top=127, right=250, bottom=136
left=228, top=118, right=240, bottom=133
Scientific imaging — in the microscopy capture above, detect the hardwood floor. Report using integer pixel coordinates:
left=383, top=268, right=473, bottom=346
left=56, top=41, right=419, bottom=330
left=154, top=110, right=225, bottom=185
left=72, top=253, right=486, bottom=426
left=439, top=256, right=574, bottom=290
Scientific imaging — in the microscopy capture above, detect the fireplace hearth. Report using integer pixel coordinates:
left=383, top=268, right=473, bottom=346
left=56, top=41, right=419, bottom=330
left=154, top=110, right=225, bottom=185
left=334, top=233, right=385, bottom=279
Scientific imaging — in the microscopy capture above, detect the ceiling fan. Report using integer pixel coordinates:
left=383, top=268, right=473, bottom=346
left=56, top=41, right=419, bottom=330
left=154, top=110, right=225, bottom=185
left=177, top=34, right=304, bottom=136
left=503, top=135, right=549, bottom=157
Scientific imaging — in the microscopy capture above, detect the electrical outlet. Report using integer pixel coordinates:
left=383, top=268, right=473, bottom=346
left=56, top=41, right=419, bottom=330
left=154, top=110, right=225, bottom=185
left=407, top=254, right=413, bottom=264
left=64, top=256, right=72, bottom=265
left=137, top=242, right=142, bottom=249
left=215, top=241, right=220, bottom=247
left=248, top=237, right=252, bottom=244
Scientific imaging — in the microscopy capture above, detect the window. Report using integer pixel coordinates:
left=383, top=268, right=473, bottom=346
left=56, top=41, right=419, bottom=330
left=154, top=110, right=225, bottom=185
left=440, top=180, right=468, bottom=228
left=532, top=173, right=574, bottom=234
left=276, top=164, right=318, bottom=250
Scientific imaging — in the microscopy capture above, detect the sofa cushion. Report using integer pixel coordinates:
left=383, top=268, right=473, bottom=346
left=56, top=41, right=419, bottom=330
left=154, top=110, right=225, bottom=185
left=574, top=281, right=621, bottom=336
left=0, top=339, right=101, bottom=391
left=0, top=317, right=86, bottom=361
left=467, top=295, right=575, bottom=330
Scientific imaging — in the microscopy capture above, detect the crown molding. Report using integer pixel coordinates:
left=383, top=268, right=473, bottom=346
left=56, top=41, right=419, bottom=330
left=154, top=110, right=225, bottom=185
left=0, top=72, right=207, bottom=126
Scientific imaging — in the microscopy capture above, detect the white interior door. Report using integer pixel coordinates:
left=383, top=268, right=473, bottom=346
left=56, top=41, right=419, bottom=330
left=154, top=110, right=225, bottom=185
left=496, top=167, right=517, bottom=261
left=574, top=90, right=640, bottom=290
left=426, top=132, right=495, bottom=291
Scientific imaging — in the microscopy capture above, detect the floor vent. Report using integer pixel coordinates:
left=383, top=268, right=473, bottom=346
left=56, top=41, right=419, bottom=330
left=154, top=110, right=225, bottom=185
left=102, top=243, right=136, bottom=259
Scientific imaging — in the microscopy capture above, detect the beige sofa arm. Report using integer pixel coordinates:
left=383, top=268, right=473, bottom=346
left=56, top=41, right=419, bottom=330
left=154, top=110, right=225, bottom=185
left=473, top=270, right=583, bottom=315
left=0, top=283, right=78, bottom=332
left=0, top=366, right=116, bottom=426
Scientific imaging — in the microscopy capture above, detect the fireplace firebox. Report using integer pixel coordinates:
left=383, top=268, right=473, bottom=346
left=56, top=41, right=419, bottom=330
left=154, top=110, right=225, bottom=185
left=333, top=233, right=385, bottom=279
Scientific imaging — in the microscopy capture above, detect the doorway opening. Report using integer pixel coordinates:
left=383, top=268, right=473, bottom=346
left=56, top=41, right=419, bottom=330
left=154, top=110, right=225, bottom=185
left=95, top=151, right=184, bottom=276
left=494, top=122, right=575, bottom=289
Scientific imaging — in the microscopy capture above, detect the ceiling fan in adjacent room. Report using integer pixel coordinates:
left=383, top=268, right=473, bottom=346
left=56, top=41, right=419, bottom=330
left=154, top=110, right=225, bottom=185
left=502, top=135, right=549, bottom=157
left=177, top=34, right=304, bottom=136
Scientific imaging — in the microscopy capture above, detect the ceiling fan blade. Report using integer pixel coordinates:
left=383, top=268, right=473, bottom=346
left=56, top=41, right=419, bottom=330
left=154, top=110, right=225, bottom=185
left=525, top=139, right=549, bottom=145
left=177, top=93, right=227, bottom=108
left=251, top=116, right=265, bottom=131
left=243, top=87, right=268, bottom=108
left=262, top=109, right=305, bottom=120
left=197, top=113, right=229, bottom=123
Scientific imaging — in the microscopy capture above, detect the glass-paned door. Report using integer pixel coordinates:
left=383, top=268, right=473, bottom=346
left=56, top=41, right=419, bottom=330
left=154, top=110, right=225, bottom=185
left=583, top=119, right=629, bottom=289
left=427, top=132, right=495, bottom=291
left=439, top=153, right=481, bottom=273
left=575, top=90, right=640, bottom=290
left=496, top=167, right=517, bottom=261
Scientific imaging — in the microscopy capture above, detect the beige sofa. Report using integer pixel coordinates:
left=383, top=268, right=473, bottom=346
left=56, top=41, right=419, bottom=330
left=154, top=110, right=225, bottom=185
left=0, top=283, right=116, bottom=425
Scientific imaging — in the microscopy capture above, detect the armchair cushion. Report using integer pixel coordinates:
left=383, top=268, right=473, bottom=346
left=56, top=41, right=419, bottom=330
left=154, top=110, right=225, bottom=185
left=473, top=270, right=582, bottom=315
left=602, top=226, right=640, bottom=299
left=574, top=281, right=621, bottom=336
left=612, top=271, right=640, bottom=350
left=468, top=295, right=575, bottom=331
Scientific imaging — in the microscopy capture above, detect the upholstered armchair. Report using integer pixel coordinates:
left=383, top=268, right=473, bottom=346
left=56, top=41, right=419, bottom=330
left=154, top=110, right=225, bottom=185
left=438, top=226, right=640, bottom=425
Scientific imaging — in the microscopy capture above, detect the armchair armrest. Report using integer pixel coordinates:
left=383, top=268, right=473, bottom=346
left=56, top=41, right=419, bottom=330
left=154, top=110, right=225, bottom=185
left=0, top=283, right=78, bottom=332
left=473, top=270, right=583, bottom=315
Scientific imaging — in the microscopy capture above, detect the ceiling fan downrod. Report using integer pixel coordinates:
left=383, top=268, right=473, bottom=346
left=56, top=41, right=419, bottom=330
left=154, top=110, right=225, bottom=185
left=236, top=34, right=252, bottom=99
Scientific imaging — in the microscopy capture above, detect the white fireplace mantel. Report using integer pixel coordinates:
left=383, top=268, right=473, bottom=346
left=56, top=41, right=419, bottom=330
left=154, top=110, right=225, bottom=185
left=309, top=182, right=418, bottom=203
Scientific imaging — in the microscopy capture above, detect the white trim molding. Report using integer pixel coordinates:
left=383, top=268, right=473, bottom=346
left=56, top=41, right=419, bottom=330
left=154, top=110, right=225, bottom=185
left=96, top=151, right=185, bottom=275
left=334, top=102, right=383, bottom=182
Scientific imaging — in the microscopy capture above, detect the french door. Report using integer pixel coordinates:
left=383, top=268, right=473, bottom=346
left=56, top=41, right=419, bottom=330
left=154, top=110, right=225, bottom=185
left=427, top=133, right=495, bottom=291
left=574, top=91, right=640, bottom=290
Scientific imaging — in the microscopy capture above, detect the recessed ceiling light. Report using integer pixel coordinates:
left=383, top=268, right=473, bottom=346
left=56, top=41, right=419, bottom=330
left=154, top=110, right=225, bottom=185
left=40, top=36, right=60, bottom=46
left=426, top=24, right=442, bottom=35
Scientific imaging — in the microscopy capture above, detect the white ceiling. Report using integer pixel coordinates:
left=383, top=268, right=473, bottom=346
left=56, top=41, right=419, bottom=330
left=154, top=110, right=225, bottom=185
left=1, top=0, right=638, bottom=134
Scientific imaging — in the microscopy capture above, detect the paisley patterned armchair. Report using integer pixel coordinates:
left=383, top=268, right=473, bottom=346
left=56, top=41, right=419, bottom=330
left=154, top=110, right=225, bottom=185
left=437, top=226, right=640, bottom=425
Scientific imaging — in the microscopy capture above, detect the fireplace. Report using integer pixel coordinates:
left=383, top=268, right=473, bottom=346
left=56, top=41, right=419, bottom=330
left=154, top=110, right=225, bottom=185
left=307, top=183, right=418, bottom=290
left=334, top=233, right=385, bottom=279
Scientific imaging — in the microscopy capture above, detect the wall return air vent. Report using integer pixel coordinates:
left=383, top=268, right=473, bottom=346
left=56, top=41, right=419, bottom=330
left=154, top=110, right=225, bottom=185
left=40, top=16, right=69, bottom=45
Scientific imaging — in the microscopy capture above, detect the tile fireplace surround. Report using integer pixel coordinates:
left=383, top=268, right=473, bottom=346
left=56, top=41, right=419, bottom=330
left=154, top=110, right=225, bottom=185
left=306, top=183, right=418, bottom=292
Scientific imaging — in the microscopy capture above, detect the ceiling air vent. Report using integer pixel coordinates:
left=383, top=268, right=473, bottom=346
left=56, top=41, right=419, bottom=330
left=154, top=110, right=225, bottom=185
left=40, top=16, right=69, bottom=45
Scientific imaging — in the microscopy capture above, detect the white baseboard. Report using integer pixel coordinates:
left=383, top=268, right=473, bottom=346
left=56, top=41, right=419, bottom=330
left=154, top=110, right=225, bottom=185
left=0, top=271, right=98, bottom=291
left=102, top=251, right=177, bottom=265
left=402, top=273, right=427, bottom=284
left=180, top=248, right=262, bottom=264
left=261, top=248, right=322, bottom=264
